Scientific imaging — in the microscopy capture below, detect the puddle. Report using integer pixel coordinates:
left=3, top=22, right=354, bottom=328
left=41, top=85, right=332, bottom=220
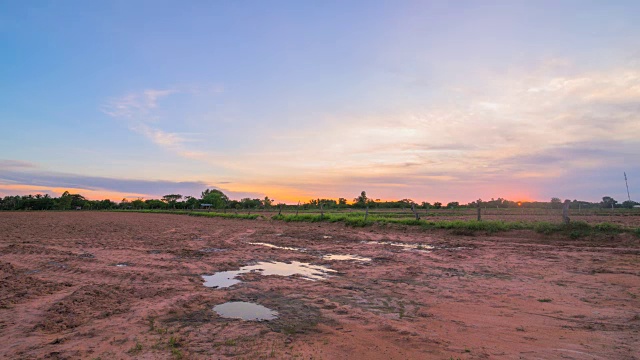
left=199, top=248, right=227, bottom=253
left=363, top=241, right=434, bottom=252
left=248, top=242, right=304, bottom=252
left=203, top=261, right=336, bottom=288
left=243, top=261, right=336, bottom=280
left=322, top=235, right=332, bottom=239
left=213, top=301, right=278, bottom=321
left=78, top=253, right=95, bottom=259
left=250, top=242, right=371, bottom=262
left=323, top=254, right=371, bottom=262
left=46, top=261, right=67, bottom=269
left=115, top=262, right=133, bottom=267
left=147, top=250, right=163, bottom=254
left=202, top=270, right=243, bottom=288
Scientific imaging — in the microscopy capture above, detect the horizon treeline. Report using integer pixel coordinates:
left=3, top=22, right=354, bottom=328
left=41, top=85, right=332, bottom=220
left=1, top=189, right=638, bottom=211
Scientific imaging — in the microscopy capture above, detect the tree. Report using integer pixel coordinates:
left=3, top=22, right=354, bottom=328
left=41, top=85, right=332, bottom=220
left=622, top=200, right=639, bottom=209
left=263, top=196, right=272, bottom=208
left=184, top=196, right=199, bottom=209
left=338, top=198, right=347, bottom=206
left=433, top=202, right=442, bottom=209
left=550, top=197, right=562, bottom=209
left=600, top=196, right=617, bottom=208
left=446, top=201, right=459, bottom=209
left=353, top=191, right=368, bottom=208
left=131, top=198, right=146, bottom=209
left=201, top=189, right=229, bottom=209
left=162, top=194, right=183, bottom=209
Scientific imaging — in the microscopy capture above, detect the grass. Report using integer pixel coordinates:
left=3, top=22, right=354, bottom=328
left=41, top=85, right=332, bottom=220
left=127, top=342, right=143, bottom=355
left=537, top=298, right=553, bottom=303
left=115, top=209, right=639, bottom=237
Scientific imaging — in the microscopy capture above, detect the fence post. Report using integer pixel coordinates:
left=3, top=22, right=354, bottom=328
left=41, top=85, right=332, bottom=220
left=562, top=200, right=571, bottom=224
left=477, top=199, right=482, bottom=221
left=411, top=203, right=420, bottom=220
left=365, top=204, right=369, bottom=221
left=296, top=201, right=300, bottom=216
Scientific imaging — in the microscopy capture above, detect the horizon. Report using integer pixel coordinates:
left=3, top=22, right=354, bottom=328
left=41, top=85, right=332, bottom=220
left=1, top=1, right=639, bottom=204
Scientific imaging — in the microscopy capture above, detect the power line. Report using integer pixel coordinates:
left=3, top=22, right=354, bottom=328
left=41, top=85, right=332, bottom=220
left=624, top=172, right=631, bottom=202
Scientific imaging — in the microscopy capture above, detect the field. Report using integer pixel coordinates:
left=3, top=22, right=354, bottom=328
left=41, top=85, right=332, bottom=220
left=1, top=212, right=639, bottom=359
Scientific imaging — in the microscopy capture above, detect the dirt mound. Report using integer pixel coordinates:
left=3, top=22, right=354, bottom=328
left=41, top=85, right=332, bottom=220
left=0, top=261, right=69, bottom=309
left=36, top=285, right=132, bottom=332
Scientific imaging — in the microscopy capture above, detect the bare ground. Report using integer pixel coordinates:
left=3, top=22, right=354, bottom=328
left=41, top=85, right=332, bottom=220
left=0, top=212, right=638, bottom=359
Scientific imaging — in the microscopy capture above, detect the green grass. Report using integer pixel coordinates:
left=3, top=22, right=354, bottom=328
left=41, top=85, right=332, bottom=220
left=113, top=209, right=639, bottom=237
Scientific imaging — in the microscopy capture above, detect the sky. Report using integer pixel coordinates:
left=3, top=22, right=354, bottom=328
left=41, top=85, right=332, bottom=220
left=1, top=0, right=639, bottom=204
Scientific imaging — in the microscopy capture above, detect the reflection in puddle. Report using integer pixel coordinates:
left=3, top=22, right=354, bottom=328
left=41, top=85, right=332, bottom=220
left=249, top=242, right=303, bottom=252
left=203, top=261, right=336, bottom=288
left=115, top=262, right=132, bottom=267
left=199, top=248, right=227, bottom=253
left=202, top=270, right=243, bottom=288
left=323, top=254, right=371, bottom=262
left=363, top=241, right=434, bottom=252
left=213, top=301, right=278, bottom=321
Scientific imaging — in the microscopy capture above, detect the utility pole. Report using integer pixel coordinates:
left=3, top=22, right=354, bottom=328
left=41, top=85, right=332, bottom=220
left=624, top=172, right=631, bottom=202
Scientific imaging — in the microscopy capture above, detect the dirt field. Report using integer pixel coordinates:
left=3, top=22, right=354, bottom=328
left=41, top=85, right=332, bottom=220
left=1, top=212, right=639, bottom=360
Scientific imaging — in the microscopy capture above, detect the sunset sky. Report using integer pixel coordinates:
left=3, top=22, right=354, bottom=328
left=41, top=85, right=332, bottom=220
left=1, top=1, right=639, bottom=204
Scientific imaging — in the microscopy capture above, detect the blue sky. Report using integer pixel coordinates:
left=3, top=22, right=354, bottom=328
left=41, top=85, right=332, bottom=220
left=1, top=0, right=639, bottom=203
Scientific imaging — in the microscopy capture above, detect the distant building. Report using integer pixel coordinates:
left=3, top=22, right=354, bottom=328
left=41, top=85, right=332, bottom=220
left=200, top=203, right=212, bottom=209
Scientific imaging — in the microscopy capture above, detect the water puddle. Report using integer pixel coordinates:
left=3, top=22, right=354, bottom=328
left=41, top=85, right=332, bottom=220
left=203, top=261, right=336, bottom=288
left=202, top=270, right=243, bottom=288
left=249, top=242, right=371, bottom=262
left=323, top=254, right=371, bottom=262
left=363, top=241, right=434, bottom=252
left=213, top=301, right=278, bottom=321
left=199, top=248, right=227, bottom=253
left=248, top=242, right=304, bottom=252
left=115, top=262, right=133, bottom=267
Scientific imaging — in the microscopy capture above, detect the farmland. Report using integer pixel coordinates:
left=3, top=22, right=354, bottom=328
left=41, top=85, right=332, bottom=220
left=1, top=211, right=639, bottom=359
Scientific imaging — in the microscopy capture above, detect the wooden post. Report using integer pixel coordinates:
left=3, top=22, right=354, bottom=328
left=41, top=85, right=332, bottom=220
left=477, top=199, right=482, bottom=221
left=411, top=203, right=420, bottom=220
left=320, top=203, right=324, bottom=219
left=278, top=204, right=282, bottom=216
left=562, top=199, right=571, bottom=225
left=365, top=204, right=369, bottom=221
left=296, top=201, right=300, bottom=216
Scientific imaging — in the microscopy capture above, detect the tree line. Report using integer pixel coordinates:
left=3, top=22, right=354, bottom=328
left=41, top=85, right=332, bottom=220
left=1, top=189, right=637, bottom=211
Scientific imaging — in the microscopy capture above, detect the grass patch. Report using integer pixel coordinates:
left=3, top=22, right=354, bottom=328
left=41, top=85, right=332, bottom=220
left=127, top=342, right=143, bottom=355
left=115, top=209, right=640, bottom=237
left=537, top=298, right=553, bottom=303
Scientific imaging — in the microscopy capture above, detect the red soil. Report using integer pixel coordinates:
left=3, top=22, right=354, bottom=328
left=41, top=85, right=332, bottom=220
left=1, top=212, right=638, bottom=359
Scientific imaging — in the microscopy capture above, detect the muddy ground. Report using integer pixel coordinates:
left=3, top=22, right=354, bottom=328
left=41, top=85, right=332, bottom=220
left=0, top=212, right=638, bottom=359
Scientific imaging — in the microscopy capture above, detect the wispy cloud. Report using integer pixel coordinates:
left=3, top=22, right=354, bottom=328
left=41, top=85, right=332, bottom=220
left=102, top=88, right=200, bottom=150
left=101, top=88, right=176, bottom=119
left=0, top=159, right=37, bottom=169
